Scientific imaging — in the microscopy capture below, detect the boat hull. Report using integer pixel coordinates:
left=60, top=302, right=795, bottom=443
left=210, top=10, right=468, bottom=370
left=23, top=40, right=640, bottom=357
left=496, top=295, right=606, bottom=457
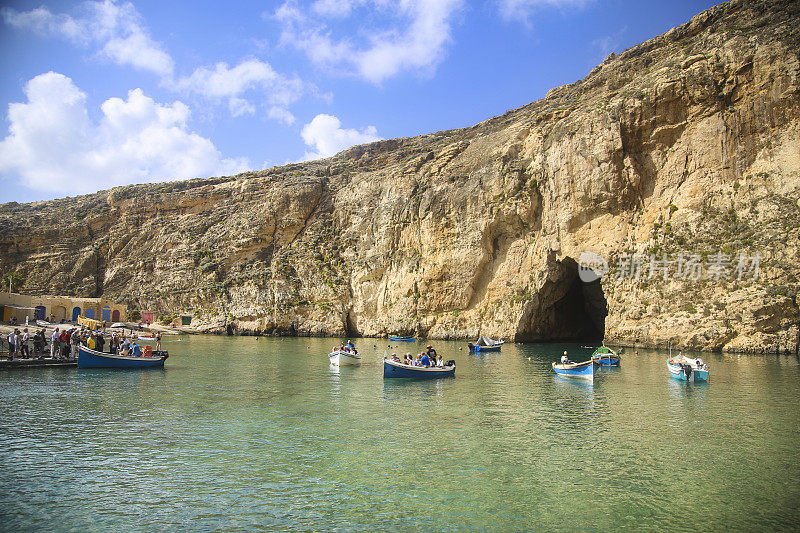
left=552, top=361, right=596, bottom=380
left=388, top=336, right=416, bottom=342
left=383, top=360, right=455, bottom=379
left=329, top=350, right=361, bottom=366
left=591, top=346, right=621, bottom=366
left=667, top=362, right=709, bottom=382
left=470, top=344, right=501, bottom=353
left=592, top=355, right=621, bottom=366
left=77, top=346, right=167, bottom=369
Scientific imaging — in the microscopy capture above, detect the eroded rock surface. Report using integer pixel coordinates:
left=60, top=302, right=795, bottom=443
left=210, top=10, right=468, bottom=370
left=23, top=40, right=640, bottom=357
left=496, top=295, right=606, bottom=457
left=1, top=0, right=798, bottom=353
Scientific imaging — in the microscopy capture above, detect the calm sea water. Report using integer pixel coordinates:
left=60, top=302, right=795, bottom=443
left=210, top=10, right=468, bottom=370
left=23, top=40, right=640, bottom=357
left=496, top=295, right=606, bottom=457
left=1, top=336, right=799, bottom=531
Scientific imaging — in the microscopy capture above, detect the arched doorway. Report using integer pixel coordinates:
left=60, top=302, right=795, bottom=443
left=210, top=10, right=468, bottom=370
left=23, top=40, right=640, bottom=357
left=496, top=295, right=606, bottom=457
left=72, top=307, right=81, bottom=321
left=35, top=306, right=46, bottom=320
left=102, top=306, right=111, bottom=321
left=112, top=309, right=121, bottom=322
left=54, top=306, right=67, bottom=322
left=85, top=308, right=95, bottom=319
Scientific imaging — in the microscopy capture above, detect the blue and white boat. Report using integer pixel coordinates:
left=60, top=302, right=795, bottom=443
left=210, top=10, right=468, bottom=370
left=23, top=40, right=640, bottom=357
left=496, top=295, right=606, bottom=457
left=77, top=346, right=168, bottom=369
left=468, top=336, right=504, bottom=353
left=388, top=335, right=416, bottom=342
left=552, top=360, right=596, bottom=380
left=383, top=358, right=455, bottom=379
left=667, top=356, right=709, bottom=382
left=591, top=345, right=621, bottom=366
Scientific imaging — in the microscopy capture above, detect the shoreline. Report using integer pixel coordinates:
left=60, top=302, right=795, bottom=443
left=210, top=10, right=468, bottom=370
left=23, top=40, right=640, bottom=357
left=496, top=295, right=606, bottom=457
left=1, top=321, right=796, bottom=356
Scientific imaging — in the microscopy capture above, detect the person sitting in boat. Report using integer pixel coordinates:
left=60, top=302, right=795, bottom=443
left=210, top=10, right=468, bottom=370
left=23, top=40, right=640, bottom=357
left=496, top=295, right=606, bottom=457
left=391, top=353, right=401, bottom=362
left=420, top=352, right=431, bottom=367
left=130, top=342, right=142, bottom=357
left=561, top=354, right=569, bottom=364
left=436, top=355, right=444, bottom=368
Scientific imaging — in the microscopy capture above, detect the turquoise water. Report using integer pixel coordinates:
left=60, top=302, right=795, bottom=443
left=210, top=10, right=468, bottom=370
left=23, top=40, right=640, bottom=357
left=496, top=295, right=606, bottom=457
left=1, top=336, right=799, bottom=531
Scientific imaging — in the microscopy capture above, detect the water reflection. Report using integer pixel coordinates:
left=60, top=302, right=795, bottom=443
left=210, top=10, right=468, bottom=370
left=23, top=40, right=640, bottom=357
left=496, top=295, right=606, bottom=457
left=381, top=376, right=449, bottom=403
left=2, top=336, right=800, bottom=531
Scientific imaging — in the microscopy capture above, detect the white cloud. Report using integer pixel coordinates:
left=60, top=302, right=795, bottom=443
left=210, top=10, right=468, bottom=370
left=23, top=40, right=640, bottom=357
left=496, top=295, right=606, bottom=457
left=229, top=98, right=256, bottom=117
left=312, top=0, right=364, bottom=18
left=3, top=2, right=309, bottom=119
left=268, top=106, right=296, bottom=125
left=300, top=113, right=381, bottom=160
left=102, top=31, right=174, bottom=78
left=498, top=0, right=593, bottom=23
left=2, top=1, right=174, bottom=78
left=0, top=72, right=248, bottom=194
left=1, top=6, right=87, bottom=42
left=174, top=59, right=307, bottom=121
left=276, top=0, right=464, bottom=84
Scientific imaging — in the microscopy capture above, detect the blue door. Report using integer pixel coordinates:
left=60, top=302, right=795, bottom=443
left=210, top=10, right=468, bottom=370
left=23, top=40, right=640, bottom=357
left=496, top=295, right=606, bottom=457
left=102, top=306, right=111, bottom=321
left=72, top=307, right=81, bottom=321
left=35, top=306, right=46, bottom=320
left=85, top=308, right=95, bottom=319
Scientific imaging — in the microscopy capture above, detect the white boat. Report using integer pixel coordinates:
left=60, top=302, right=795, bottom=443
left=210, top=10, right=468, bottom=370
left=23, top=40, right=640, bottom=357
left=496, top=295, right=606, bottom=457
left=667, top=355, right=709, bottom=382
left=328, top=349, right=361, bottom=366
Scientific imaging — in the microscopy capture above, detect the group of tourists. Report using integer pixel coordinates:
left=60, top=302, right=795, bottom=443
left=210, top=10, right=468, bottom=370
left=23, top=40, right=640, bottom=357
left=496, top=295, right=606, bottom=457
left=2, top=325, right=163, bottom=360
left=390, top=345, right=445, bottom=368
left=48, top=327, right=106, bottom=359
left=4, top=328, right=48, bottom=359
left=108, top=333, right=151, bottom=357
left=339, top=340, right=358, bottom=355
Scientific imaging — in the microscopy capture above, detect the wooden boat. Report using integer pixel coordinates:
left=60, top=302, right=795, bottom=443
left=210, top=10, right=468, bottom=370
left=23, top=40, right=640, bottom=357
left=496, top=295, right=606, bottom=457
left=77, top=346, right=168, bottom=369
left=388, top=335, right=416, bottom=342
left=552, top=360, right=596, bottom=380
left=468, top=336, right=504, bottom=353
left=328, top=349, right=361, bottom=366
left=667, top=355, right=709, bottom=382
left=383, top=358, right=455, bottom=379
left=591, top=345, right=621, bottom=366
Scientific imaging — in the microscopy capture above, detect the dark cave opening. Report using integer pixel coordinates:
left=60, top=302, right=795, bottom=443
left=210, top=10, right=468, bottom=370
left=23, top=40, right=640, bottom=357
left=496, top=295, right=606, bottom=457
left=344, top=308, right=360, bottom=337
left=516, top=257, right=608, bottom=342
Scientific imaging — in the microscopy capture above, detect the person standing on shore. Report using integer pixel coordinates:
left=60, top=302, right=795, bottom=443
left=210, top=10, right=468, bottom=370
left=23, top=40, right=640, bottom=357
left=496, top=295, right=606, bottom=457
left=50, top=328, right=60, bottom=358
left=20, top=328, right=30, bottom=359
left=71, top=331, right=80, bottom=359
left=7, top=330, right=19, bottom=360
left=59, top=329, right=69, bottom=358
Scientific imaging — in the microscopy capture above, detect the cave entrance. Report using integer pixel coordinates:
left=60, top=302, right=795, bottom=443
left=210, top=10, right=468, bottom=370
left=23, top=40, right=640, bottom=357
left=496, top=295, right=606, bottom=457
left=344, top=308, right=360, bottom=338
left=516, top=256, right=607, bottom=342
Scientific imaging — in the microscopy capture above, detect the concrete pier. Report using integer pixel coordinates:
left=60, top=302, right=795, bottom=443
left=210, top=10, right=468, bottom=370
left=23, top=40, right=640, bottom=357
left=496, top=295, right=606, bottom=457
left=0, top=357, right=77, bottom=369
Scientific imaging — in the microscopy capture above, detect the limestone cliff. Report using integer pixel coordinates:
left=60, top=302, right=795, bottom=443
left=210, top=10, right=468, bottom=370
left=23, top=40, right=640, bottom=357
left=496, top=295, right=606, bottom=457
left=1, top=0, right=798, bottom=353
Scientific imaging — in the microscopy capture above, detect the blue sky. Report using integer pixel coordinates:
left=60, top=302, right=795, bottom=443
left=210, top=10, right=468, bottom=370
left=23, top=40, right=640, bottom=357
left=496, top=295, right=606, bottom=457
left=0, top=0, right=720, bottom=204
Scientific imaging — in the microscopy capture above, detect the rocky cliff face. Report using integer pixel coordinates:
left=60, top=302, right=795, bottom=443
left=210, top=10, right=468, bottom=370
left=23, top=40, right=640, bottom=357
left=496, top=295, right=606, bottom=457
left=1, top=0, right=798, bottom=353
